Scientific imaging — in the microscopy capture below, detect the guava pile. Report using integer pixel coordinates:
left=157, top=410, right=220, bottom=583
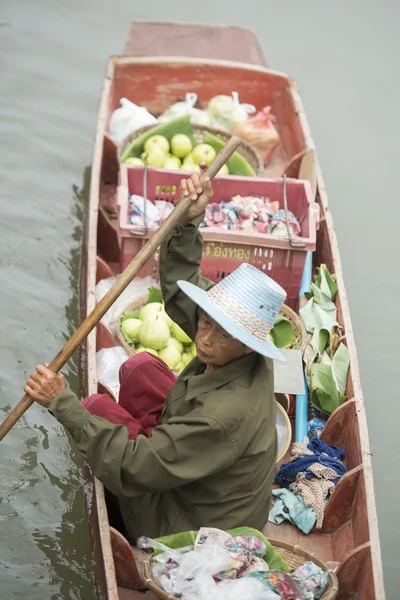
left=119, top=300, right=196, bottom=372
left=124, top=133, right=229, bottom=176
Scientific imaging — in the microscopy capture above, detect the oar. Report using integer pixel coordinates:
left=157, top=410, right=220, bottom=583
left=0, top=136, right=242, bottom=441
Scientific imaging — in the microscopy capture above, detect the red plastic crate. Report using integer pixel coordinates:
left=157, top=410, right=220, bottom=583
left=117, top=166, right=319, bottom=308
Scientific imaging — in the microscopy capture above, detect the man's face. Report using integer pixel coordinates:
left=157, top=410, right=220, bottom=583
left=195, top=310, right=251, bottom=367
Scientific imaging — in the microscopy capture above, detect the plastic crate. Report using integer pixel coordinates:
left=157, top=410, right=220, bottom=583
left=117, top=166, right=319, bottom=308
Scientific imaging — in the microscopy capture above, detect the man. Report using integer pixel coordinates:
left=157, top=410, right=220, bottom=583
left=25, top=169, right=286, bottom=541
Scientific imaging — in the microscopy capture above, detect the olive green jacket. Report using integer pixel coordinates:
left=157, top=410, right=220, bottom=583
left=50, top=219, right=277, bottom=540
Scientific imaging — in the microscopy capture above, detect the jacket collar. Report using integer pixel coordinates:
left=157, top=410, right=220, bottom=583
left=182, top=352, right=257, bottom=401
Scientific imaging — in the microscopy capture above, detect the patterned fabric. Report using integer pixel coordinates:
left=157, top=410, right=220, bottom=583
left=291, top=477, right=335, bottom=528
left=293, top=561, right=329, bottom=598
left=275, top=438, right=346, bottom=529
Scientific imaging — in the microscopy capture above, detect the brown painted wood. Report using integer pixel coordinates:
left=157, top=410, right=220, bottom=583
left=320, top=466, right=362, bottom=533
left=97, top=256, right=115, bottom=283
left=96, top=323, right=116, bottom=352
left=123, top=21, right=268, bottom=67
left=321, top=399, right=362, bottom=471
left=0, top=137, right=241, bottom=441
left=110, top=528, right=141, bottom=590
left=336, top=543, right=372, bottom=600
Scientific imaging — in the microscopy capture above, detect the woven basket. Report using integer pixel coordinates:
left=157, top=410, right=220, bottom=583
left=142, top=536, right=339, bottom=600
left=117, top=302, right=306, bottom=359
left=118, top=123, right=264, bottom=176
left=279, top=303, right=307, bottom=356
left=116, top=294, right=149, bottom=357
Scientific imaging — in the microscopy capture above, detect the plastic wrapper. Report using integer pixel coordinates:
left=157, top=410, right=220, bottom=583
left=95, top=346, right=129, bottom=400
left=95, top=275, right=159, bottom=334
left=215, top=578, right=281, bottom=600
left=109, top=98, right=158, bottom=144
left=232, top=106, right=280, bottom=164
left=129, top=195, right=174, bottom=229
left=178, top=544, right=232, bottom=580
left=207, top=92, right=256, bottom=132
left=159, top=93, right=211, bottom=127
left=270, top=209, right=301, bottom=238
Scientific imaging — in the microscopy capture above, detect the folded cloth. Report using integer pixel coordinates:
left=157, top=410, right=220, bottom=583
left=269, top=488, right=317, bottom=534
left=293, top=561, right=329, bottom=599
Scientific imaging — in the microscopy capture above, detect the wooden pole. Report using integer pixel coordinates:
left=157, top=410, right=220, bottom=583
left=0, top=136, right=242, bottom=441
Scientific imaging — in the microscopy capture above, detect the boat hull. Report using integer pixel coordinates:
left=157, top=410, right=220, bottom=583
left=80, top=21, right=385, bottom=600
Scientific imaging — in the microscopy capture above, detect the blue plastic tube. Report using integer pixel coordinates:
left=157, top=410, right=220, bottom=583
left=295, top=251, right=312, bottom=443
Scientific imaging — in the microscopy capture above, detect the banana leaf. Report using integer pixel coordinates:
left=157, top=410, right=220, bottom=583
left=121, top=115, right=196, bottom=162
left=270, top=315, right=295, bottom=349
left=155, top=527, right=289, bottom=572
left=314, top=264, right=338, bottom=299
left=147, top=286, right=163, bottom=304
left=332, top=343, right=350, bottom=396
left=310, top=357, right=348, bottom=415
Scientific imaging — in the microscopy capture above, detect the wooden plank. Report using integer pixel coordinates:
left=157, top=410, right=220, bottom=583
left=123, top=21, right=268, bottom=67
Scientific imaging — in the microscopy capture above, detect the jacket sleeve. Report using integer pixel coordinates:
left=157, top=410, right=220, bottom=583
left=159, top=215, right=214, bottom=341
left=50, top=389, right=237, bottom=498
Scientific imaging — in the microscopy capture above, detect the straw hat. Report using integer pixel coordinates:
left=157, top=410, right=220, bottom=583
left=178, top=263, right=287, bottom=361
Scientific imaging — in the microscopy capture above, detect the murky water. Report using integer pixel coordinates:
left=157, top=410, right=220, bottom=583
left=1, top=0, right=399, bottom=597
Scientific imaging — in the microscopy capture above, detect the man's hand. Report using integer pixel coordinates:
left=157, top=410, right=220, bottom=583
left=178, top=162, right=213, bottom=225
left=24, top=364, right=66, bottom=408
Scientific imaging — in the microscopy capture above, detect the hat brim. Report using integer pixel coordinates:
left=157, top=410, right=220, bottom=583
left=177, top=280, right=285, bottom=361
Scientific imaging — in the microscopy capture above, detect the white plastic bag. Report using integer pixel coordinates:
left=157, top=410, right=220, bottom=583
left=109, top=98, right=158, bottom=144
left=96, top=346, right=129, bottom=400
left=207, top=91, right=256, bottom=132
left=95, top=275, right=159, bottom=334
left=158, top=92, right=211, bottom=127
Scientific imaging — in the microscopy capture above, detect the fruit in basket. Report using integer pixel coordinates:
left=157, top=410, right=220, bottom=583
left=171, top=134, right=193, bottom=159
left=192, top=143, right=216, bottom=166
left=139, top=302, right=164, bottom=321
left=164, top=154, right=182, bottom=169
left=141, top=148, right=166, bottom=168
left=167, top=337, right=184, bottom=354
left=158, top=345, right=181, bottom=369
left=135, top=346, right=159, bottom=357
left=181, top=162, right=200, bottom=173
left=144, top=135, right=170, bottom=155
left=218, top=164, right=230, bottom=175
left=171, top=322, right=192, bottom=344
left=158, top=310, right=174, bottom=330
left=124, top=157, right=144, bottom=166
left=203, top=131, right=256, bottom=177
left=181, top=352, right=192, bottom=367
left=121, top=318, right=142, bottom=343
left=139, top=316, right=170, bottom=350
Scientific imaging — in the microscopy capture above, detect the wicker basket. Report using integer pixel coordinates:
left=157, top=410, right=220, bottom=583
left=142, top=536, right=339, bottom=600
left=116, top=294, right=149, bottom=357
left=118, top=123, right=264, bottom=176
left=117, top=302, right=306, bottom=359
left=280, top=303, right=307, bottom=356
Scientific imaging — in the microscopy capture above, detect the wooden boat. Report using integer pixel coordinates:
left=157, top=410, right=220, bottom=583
left=80, top=21, right=385, bottom=600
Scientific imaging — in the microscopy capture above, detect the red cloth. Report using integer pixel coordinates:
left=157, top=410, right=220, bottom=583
left=82, top=352, right=176, bottom=440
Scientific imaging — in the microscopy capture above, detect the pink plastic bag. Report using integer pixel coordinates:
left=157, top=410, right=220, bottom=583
left=232, top=106, right=280, bottom=164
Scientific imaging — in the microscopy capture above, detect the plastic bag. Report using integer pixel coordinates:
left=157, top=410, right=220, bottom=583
left=216, top=578, right=281, bottom=600
left=109, top=98, right=158, bottom=145
left=95, top=275, right=159, bottom=334
left=158, top=92, right=211, bottom=127
left=232, top=106, right=280, bottom=164
left=96, top=346, right=129, bottom=400
left=207, top=92, right=256, bottom=132
left=178, top=544, right=232, bottom=580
